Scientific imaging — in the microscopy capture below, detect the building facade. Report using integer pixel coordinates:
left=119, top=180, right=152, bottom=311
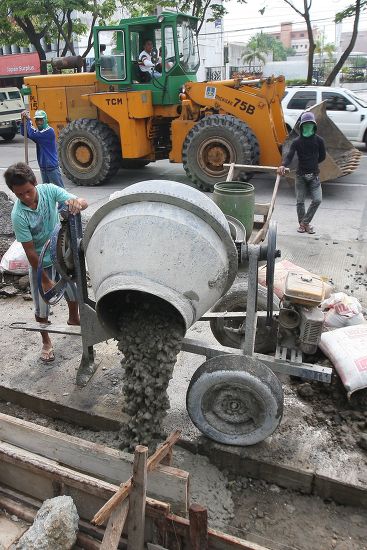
left=270, top=22, right=320, bottom=56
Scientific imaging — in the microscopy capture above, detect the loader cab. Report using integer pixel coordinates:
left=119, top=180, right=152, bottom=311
left=93, top=12, right=199, bottom=105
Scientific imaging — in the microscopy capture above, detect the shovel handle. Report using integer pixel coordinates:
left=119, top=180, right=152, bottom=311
left=224, top=163, right=290, bottom=173
left=23, top=117, right=29, bottom=165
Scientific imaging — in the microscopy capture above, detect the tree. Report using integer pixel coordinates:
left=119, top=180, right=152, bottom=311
left=258, top=1, right=315, bottom=83
left=246, top=32, right=295, bottom=61
left=0, top=0, right=118, bottom=74
left=314, top=32, right=335, bottom=62
left=241, top=42, right=267, bottom=67
left=324, top=0, right=367, bottom=86
left=127, top=0, right=248, bottom=36
left=281, top=1, right=315, bottom=84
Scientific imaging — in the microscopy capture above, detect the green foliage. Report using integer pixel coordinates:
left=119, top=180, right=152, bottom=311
left=244, top=32, right=294, bottom=62
left=125, top=0, right=247, bottom=34
left=314, top=32, right=335, bottom=61
left=286, top=78, right=308, bottom=85
left=241, top=41, right=267, bottom=66
left=0, top=0, right=118, bottom=62
left=335, top=0, right=367, bottom=22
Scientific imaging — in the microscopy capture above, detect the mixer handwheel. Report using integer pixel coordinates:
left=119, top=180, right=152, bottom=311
left=265, top=221, right=279, bottom=326
left=186, top=354, right=283, bottom=446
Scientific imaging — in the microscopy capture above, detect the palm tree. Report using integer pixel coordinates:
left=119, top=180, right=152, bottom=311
left=315, top=33, right=336, bottom=61
left=241, top=42, right=267, bottom=68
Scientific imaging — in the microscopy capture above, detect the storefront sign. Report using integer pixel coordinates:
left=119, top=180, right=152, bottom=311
left=0, top=53, right=40, bottom=77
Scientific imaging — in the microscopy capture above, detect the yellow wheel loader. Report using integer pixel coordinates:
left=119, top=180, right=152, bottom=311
left=23, top=12, right=361, bottom=190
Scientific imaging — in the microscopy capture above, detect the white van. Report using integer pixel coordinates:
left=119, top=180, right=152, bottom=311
left=0, top=87, right=25, bottom=142
left=282, top=86, right=367, bottom=146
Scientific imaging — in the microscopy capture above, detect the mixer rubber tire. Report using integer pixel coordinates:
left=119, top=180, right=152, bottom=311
left=186, top=354, right=283, bottom=446
left=120, top=159, right=150, bottom=168
left=182, top=114, right=260, bottom=192
left=58, top=119, right=121, bottom=186
left=210, top=281, right=279, bottom=353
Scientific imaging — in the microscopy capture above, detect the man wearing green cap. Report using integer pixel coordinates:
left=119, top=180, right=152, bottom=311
left=278, top=111, right=326, bottom=234
left=21, top=109, right=64, bottom=188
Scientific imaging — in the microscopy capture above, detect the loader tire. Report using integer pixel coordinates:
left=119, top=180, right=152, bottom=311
left=58, top=119, right=121, bottom=186
left=182, top=114, right=259, bottom=192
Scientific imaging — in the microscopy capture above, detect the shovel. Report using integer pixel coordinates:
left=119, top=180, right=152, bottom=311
left=23, top=115, right=29, bottom=165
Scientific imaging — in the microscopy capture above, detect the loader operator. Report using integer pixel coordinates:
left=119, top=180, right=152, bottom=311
left=21, top=109, right=64, bottom=189
left=4, top=162, right=88, bottom=363
left=139, top=39, right=162, bottom=78
left=278, top=111, right=326, bottom=235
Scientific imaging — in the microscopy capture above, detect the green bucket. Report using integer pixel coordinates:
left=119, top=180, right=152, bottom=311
left=213, top=182, right=255, bottom=241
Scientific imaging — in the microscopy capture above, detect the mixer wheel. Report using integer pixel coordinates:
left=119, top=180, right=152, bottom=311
left=210, top=281, right=279, bottom=353
left=186, top=355, right=283, bottom=446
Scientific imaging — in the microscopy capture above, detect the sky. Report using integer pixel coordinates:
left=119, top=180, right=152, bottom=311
left=222, top=0, right=367, bottom=43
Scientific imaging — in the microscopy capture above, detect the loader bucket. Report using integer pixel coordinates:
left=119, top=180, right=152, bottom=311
left=282, top=102, right=362, bottom=182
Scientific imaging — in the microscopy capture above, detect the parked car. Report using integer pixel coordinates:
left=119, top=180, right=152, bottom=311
left=0, top=87, right=24, bottom=142
left=282, top=86, right=367, bottom=146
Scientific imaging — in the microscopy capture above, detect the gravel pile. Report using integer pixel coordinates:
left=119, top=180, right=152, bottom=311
left=117, top=294, right=184, bottom=450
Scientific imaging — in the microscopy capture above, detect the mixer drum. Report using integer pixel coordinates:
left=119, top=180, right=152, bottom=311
left=83, top=180, right=239, bottom=337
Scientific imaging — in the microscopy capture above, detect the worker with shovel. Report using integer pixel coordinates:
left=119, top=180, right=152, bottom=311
left=278, top=112, right=326, bottom=234
left=4, top=162, right=88, bottom=363
left=21, top=109, right=64, bottom=188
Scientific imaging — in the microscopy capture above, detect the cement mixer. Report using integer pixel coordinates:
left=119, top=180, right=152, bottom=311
left=12, top=180, right=332, bottom=446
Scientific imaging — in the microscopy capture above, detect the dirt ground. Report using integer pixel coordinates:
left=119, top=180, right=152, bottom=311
left=1, top=192, right=367, bottom=549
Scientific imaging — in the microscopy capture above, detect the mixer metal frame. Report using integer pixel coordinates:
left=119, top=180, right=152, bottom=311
left=11, top=213, right=332, bottom=388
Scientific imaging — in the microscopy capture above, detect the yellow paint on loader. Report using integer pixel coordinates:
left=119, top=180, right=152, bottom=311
left=24, top=71, right=360, bottom=190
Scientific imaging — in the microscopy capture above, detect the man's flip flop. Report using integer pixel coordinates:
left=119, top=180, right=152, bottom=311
left=40, top=348, right=55, bottom=363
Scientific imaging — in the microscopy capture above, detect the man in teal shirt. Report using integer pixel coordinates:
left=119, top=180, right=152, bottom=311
left=4, top=162, right=88, bottom=363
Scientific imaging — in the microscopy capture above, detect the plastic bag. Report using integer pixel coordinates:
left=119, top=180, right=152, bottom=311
left=258, top=259, right=332, bottom=300
left=321, top=292, right=365, bottom=329
left=320, top=325, right=367, bottom=397
left=0, top=240, right=29, bottom=275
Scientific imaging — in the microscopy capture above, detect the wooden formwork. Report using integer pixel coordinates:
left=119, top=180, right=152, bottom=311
left=0, top=413, right=267, bottom=550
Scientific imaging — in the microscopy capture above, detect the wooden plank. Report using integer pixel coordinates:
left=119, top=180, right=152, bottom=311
left=314, top=473, right=367, bottom=508
left=93, top=430, right=181, bottom=526
left=223, top=164, right=288, bottom=173
left=189, top=504, right=208, bottom=550
left=226, top=162, right=236, bottom=182
left=0, top=384, right=120, bottom=431
left=0, top=412, right=188, bottom=514
left=163, top=514, right=268, bottom=550
left=254, top=203, right=270, bottom=216
left=196, top=441, right=314, bottom=494
left=127, top=446, right=148, bottom=550
left=0, top=441, right=170, bottom=519
left=101, top=500, right=129, bottom=550
left=249, top=175, right=280, bottom=244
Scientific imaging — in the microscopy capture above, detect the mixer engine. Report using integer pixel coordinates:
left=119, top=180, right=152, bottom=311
left=278, top=273, right=326, bottom=355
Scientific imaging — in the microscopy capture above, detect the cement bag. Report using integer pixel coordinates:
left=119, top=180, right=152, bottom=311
left=321, top=292, right=365, bottom=329
left=258, top=259, right=332, bottom=299
left=320, top=325, right=367, bottom=397
left=0, top=240, right=29, bottom=275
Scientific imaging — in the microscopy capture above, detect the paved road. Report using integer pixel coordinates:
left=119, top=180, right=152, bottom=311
left=1, top=135, right=366, bottom=243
